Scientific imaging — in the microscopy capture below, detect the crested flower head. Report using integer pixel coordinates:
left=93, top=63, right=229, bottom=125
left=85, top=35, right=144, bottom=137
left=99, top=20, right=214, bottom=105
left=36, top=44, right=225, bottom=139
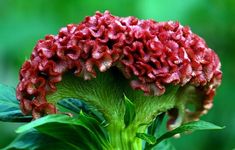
left=17, top=11, right=221, bottom=125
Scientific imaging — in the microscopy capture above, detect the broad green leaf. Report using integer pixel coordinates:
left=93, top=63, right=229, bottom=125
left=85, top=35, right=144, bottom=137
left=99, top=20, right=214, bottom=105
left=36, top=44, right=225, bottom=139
left=124, top=95, right=136, bottom=127
left=57, top=98, right=90, bottom=115
left=156, top=120, right=224, bottom=145
left=143, top=120, right=224, bottom=149
left=0, top=110, right=32, bottom=122
left=136, top=133, right=156, bottom=145
left=0, top=84, right=19, bottom=112
left=16, top=114, right=110, bottom=150
left=3, top=130, right=77, bottom=150
left=0, top=84, right=32, bottom=122
left=138, top=120, right=224, bottom=149
left=57, top=98, right=106, bottom=124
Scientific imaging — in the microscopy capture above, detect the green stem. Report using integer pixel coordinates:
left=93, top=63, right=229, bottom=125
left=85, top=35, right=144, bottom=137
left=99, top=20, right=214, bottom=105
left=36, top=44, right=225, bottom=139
left=46, top=70, right=184, bottom=149
left=107, top=120, right=144, bottom=150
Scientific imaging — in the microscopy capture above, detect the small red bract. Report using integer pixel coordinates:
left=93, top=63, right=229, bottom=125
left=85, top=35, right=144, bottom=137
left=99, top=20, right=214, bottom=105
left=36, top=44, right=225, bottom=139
left=17, top=11, right=222, bottom=119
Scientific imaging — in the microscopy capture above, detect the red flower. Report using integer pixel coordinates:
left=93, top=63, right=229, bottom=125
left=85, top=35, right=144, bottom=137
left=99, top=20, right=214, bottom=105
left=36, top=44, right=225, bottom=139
left=17, top=11, right=222, bottom=122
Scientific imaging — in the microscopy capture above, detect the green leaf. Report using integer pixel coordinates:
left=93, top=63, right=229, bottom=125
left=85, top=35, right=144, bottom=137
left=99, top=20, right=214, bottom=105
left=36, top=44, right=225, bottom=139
left=0, top=110, right=32, bottom=122
left=156, top=120, right=224, bottom=145
left=0, top=84, right=32, bottom=122
left=144, top=113, right=165, bottom=149
left=136, top=133, right=156, bottom=145
left=147, top=113, right=165, bottom=136
left=124, top=95, right=136, bottom=127
left=3, top=130, right=77, bottom=150
left=138, top=120, right=224, bottom=149
left=57, top=98, right=106, bottom=124
left=16, top=114, right=110, bottom=150
left=57, top=98, right=87, bottom=115
left=143, top=120, right=224, bottom=149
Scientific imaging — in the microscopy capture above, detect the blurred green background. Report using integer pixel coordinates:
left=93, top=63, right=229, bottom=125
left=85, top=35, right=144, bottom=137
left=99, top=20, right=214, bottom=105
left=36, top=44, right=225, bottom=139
left=0, top=0, right=234, bottom=149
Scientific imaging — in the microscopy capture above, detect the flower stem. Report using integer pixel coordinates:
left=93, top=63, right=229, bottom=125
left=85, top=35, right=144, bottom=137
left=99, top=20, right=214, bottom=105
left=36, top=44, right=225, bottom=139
left=46, top=70, right=182, bottom=149
left=107, top=120, right=144, bottom=150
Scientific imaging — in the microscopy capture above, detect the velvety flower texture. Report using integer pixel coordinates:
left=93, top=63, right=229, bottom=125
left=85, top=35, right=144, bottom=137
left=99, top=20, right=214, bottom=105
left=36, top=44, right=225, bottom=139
left=17, top=11, right=222, bottom=120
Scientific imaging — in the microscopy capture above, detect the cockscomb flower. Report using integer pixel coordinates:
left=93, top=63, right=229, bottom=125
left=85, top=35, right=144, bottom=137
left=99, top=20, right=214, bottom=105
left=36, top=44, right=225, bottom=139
left=16, top=11, right=221, bottom=148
